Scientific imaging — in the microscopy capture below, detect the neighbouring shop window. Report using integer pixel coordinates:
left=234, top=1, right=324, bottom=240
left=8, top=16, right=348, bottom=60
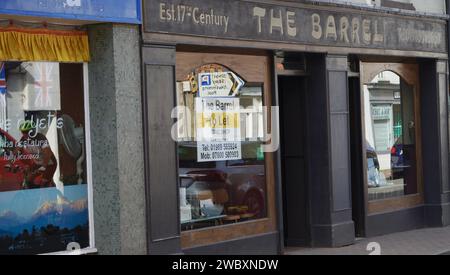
left=364, top=71, right=418, bottom=201
left=0, top=62, right=91, bottom=254
left=176, top=64, right=267, bottom=231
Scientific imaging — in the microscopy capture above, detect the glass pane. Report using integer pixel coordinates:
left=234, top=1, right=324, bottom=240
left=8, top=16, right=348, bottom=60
left=0, top=62, right=90, bottom=254
left=364, top=71, right=418, bottom=201
left=177, top=64, right=267, bottom=231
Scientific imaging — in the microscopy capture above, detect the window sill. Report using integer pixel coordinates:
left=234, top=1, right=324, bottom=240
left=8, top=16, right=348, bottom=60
left=41, top=247, right=98, bottom=256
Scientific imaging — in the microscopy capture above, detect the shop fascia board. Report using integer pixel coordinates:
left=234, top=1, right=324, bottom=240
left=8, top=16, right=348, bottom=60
left=143, top=32, right=449, bottom=60
left=256, top=0, right=449, bottom=20
left=0, top=14, right=97, bottom=26
left=0, top=13, right=140, bottom=26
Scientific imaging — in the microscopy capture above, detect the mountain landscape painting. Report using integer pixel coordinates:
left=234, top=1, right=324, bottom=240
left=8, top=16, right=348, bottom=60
left=0, top=185, right=90, bottom=254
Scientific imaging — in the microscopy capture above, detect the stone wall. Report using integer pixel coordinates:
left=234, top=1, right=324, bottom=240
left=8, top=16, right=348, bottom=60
left=88, top=24, right=146, bottom=255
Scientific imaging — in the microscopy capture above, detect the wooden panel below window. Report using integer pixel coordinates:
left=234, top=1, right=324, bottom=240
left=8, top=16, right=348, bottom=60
left=368, top=194, right=424, bottom=214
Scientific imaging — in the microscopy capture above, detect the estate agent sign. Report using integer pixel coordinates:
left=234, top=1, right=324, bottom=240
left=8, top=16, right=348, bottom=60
left=144, top=0, right=447, bottom=53
left=198, top=72, right=244, bottom=97
left=195, top=91, right=242, bottom=162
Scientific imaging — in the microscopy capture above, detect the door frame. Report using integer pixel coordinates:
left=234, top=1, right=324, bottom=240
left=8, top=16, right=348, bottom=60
left=274, top=53, right=311, bottom=249
left=349, top=74, right=366, bottom=237
left=359, top=62, right=424, bottom=216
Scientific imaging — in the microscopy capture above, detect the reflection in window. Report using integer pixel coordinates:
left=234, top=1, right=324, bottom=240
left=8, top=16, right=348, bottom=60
left=0, top=62, right=90, bottom=254
left=364, top=71, right=417, bottom=201
left=176, top=64, right=267, bottom=231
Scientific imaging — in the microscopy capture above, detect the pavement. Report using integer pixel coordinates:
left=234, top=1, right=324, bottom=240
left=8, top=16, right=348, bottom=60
left=284, top=226, right=450, bottom=255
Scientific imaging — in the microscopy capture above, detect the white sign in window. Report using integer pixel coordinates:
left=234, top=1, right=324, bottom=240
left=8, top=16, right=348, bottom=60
left=195, top=97, right=242, bottom=162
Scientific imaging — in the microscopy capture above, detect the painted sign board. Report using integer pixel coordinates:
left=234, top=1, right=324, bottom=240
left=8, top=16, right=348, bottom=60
left=144, top=0, right=447, bottom=53
left=0, top=0, right=141, bottom=24
left=371, top=105, right=392, bottom=120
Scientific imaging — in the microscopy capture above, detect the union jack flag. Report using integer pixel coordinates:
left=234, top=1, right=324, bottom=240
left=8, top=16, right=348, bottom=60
left=0, top=62, right=6, bottom=95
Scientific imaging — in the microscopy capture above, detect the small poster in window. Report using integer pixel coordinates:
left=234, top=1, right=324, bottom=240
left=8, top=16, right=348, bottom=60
left=198, top=72, right=244, bottom=97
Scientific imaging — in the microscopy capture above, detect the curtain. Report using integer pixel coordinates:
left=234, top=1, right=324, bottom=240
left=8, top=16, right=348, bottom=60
left=0, top=27, right=90, bottom=62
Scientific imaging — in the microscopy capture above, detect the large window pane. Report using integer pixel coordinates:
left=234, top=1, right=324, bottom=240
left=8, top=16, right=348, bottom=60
left=177, top=64, right=267, bottom=231
left=364, top=71, right=418, bottom=201
left=0, top=62, right=91, bottom=254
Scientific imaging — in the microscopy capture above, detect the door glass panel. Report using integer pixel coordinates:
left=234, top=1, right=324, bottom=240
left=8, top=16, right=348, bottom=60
left=364, top=71, right=418, bottom=201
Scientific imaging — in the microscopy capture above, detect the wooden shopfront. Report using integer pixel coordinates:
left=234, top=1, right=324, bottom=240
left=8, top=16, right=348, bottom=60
left=141, top=0, right=449, bottom=254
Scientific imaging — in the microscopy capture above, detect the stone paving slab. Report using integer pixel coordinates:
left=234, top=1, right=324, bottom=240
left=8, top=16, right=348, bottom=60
left=285, top=226, right=450, bottom=255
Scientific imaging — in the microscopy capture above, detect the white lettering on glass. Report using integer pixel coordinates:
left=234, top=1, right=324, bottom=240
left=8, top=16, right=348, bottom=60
left=64, top=0, right=81, bottom=8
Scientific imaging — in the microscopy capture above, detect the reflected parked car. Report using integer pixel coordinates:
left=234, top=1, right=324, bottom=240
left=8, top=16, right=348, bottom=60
left=178, top=142, right=266, bottom=219
left=391, top=142, right=404, bottom=179
left=390, top=136, right=415, bottom=180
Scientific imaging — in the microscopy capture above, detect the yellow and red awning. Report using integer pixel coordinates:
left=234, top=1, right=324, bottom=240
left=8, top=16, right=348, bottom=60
left=0, top=26, right=90, bottom=62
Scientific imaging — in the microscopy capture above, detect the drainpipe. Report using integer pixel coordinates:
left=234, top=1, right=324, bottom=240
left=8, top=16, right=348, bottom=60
left=447, top=0, right=450, bottom=63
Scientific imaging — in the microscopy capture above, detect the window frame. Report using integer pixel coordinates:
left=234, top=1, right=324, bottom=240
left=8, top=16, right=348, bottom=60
left=43, top=62, right=96, bottom=255
left=175, top=50, right=277, bottom=249
left=360, top=62, right=424, bottom=215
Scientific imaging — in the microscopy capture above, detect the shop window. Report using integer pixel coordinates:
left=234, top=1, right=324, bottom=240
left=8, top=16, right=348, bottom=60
left=176, top=64, right=267, bottom=231
left=0, top=62, right=92, bottom=254
left=364, top=70, right=418, bottom=201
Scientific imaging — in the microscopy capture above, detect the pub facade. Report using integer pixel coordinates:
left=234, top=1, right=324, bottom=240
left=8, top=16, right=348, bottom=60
left=141, top=0, right=450, bottom=254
